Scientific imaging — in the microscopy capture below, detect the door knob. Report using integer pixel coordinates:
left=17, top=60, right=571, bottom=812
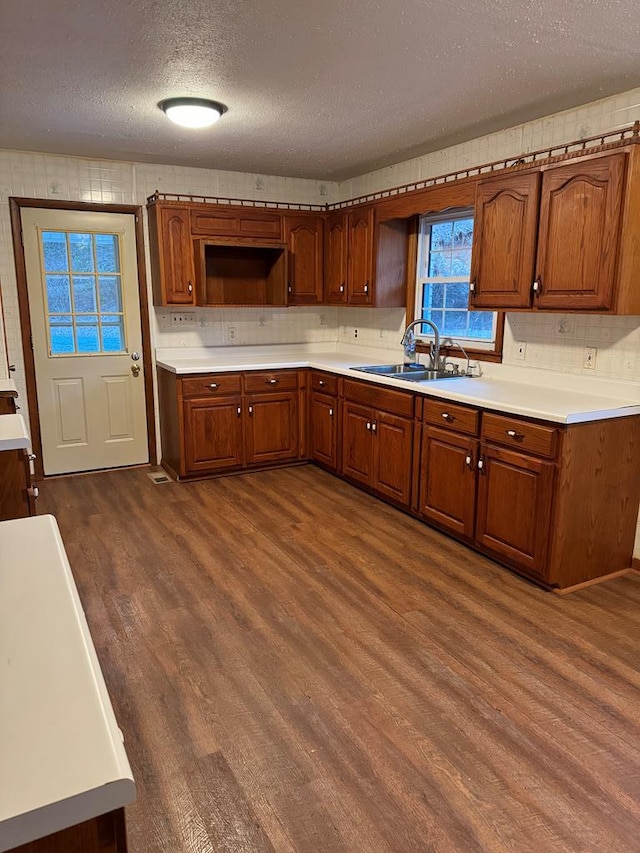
left=131, top=363, right=141, bottom=377
left=131, top=352, right=140, bottom=361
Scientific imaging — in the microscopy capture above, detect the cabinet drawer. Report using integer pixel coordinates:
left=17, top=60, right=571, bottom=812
left=190, top=208, right=282, bottom=240
left=342, top=378, right=414, bottom=418
left=244, top=370, right=299, bottom=393
left=423, top=398, right=479, bottom=436
left=181, top=373, right=242, bottom=398
left=481, top=413, right=559, bottom=458
left=311, top=371, right=338, bottom=395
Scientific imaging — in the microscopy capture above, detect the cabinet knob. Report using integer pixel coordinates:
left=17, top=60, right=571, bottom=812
left=318, top=380, right=326, bottom=387
left=506, top=429, right=524, bottom=440
left=28, top=453, right=37, bottom=461
left=469, top=281, right=476, bottom=294
left=366, top=422, right=371, bottom=431
left=363, top=283, right=369, bottom=294
left=532, top=278, right=541, bottom=296
left=329, top=408, right=334, bottom=417
left=465, top=454, right=474, bottom=469
left=188, top=282, right=193, bottom=294
left=288, top=284, right=292, bottom=293
left=248, top=405, right=253, bottom=415
left=208, top=383, right=219, bottom=390
left=339, top=283, right=345, bottom=293
left=267, top=378, right=279, bottom=385
left=8, top=363, right=16, bottom=372
left=477, top=458, right=485, bottom=472
left=237, top=406, right=242, bottom=416
left=371, top=421, right=377, bottom=433
left=28, top=486, right=39, bottom=498
left=441, top=412, right=454, bottom=422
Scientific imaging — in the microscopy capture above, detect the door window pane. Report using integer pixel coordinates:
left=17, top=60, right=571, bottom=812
left=39, top=229, right=126, bottom=356
left=46, top=275, right=72, bottom=313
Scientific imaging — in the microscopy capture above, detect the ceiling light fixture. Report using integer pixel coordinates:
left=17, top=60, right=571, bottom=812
left=159, top=97, right=227, bottom=129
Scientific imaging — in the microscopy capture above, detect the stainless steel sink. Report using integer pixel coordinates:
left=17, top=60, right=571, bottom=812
left=351, top=364, right=464, bottom=382
left=351, top=363, right=425, bottom=375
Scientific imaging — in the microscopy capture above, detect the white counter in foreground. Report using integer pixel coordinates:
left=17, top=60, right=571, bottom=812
left=0, top=515, right=135, bottom=852
left=156, top=345, right=640, bottom=425
left=0, top=414, right=29, bottom=452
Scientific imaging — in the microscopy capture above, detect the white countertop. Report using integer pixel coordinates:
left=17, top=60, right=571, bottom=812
left=0, top=414, right=30, bottom=451
left=0, top=515, right=135, bottom=851
left=0, top=379, right=17, bottom=396
left=156, top=345, right=640, bottom=425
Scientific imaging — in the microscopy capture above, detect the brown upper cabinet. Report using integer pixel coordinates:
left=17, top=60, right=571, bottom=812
left=470, top=150, right=640, bottom=313
left=190, top=206, right=282, bottom=240
left=284, top=214, right=324, bottom=305
left=148, top=205, right=196, bottom=306
left=325, top=207, right=408, bottom=307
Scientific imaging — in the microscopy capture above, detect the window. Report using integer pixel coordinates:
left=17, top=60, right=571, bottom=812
left=40, top=230, right=126, bottom=356
left=415, top=211, right=497, bottom=347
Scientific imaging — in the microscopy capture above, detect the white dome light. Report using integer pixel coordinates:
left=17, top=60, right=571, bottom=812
left=159, top=98, right=227, bottom=129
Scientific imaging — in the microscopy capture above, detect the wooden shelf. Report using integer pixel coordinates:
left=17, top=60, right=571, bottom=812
left=196, top=239, right=287, bottom=307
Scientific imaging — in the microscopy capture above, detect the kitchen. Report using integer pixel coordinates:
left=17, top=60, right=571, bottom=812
left=2, top=2, right=640, bottom=851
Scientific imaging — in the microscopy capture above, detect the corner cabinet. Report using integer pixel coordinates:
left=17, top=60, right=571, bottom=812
left=325, top=207, right=409, bottom=307
left=148, top=205, right=195, bottom=306
left=470, top=149, right=640, bottom=313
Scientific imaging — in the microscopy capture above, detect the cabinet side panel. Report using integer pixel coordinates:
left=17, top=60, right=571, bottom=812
left=157, top=368, right=181, bottom=476
left=548, top=417, right=640, bottom=588
left=146, top=203, right=164, bottom=305
left=615, top=145, right=640, bottom=314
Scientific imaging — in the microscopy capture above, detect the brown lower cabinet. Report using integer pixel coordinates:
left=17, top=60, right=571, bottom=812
left=341, top=380, right=414, bottom=508
left=0, top=449, right=37, bottom=521
left=10, top=808, right=127, bottom=853
left=158, top=368, right=303, bottom=478
left=159, top=367, right=640, bottom=590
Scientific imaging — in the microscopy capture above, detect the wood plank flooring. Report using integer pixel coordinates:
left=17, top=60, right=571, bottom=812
left=39, top=465, right=640, bottom=853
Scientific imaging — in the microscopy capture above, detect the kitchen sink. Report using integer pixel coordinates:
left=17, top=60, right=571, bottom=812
left=351, top=363, right=425, bottom=375
left=351, top=364, right=464, bottom=382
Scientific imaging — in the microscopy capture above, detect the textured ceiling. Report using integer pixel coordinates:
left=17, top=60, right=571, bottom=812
left=2, top=0, right=640, bottom=180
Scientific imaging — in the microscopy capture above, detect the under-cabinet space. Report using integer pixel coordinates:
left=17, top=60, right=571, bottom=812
left=195, top=241, right=287, bottom=306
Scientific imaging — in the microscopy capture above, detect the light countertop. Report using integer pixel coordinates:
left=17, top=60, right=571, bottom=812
left=156, top=345, right=640, bottom=425
left=0, top=379, right=17, bottom=396
left=0, top=414, right=30, bottom=451
left=0, top=515, right=135, bottom=851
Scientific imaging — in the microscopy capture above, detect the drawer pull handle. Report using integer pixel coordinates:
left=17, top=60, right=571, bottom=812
left=29, top=486, right=39, bottom=498
left=506, top=429, right=524, bottom=440
left=28, top=453, right=37, bottom=461
left=441, top=412, right=454, bottom=422
left=267, top=378, right=279, bottom=385
left=366, top=422, right=371, bottom=431
left=208, top=383, right=219, bottom=390
left=318, top=380, right=326, bottom=387
left=477, top=458, right=485, bottom=472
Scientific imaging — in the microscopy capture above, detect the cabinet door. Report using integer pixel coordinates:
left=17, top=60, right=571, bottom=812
left=245, top=392, right=299, bottom=465
left=373, top=412, right=413, bottom=507
left=419, top=427, right=477, bottom=539
left=341, top=401, right=374, bottom=486
left=183, top=397, right=243, bottom=473
left=535, top=153, right=626, bottom=311
left=347, top=207, right=374, bottom=304
left=310, top=392, right=337, bottom=470
left=325, top=212, right=348, bottom=303
left=0, top=449, right=33, bottom=521
left=285, top=215, right=324, bottom=304
left=475, top=444, right=554, bottom=579
left=470, top=172, right=540, bottom=308
left=157, top=206, right=195, bottom=305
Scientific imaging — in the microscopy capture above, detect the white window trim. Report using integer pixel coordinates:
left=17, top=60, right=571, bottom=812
left=415, top=210, right=497, bottom=351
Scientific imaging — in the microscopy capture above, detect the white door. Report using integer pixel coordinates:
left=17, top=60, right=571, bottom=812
left=22, top=208, right=149, bottom=475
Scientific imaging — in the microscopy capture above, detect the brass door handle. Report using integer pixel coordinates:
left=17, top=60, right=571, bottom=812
left=131, top=363, right=141, bottom=377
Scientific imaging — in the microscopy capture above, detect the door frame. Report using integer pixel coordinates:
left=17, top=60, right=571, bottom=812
left=9, top=197, right=156, bottom=479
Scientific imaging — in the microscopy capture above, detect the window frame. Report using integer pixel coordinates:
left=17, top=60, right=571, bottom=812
left=406, top=211, right=504, bottom=363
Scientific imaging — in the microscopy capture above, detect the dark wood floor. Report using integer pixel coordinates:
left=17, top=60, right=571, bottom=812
left=39, top=465, right=640, bottom=853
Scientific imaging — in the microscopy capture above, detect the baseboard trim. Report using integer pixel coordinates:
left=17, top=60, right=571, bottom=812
left=632, top=557, right=640, bottom=572
left=554, top=567, right=638, bottom=596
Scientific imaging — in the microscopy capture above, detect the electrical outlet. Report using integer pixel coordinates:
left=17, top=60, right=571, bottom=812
left=354, top=328, right=358, bottom=339
left=170, top=312, right=195, bottom=326
left=319, top=314, right=327, bottom=326
left=515, top=342, right=527, bottom=360
left=584, top=346, right=597, bottom=369
left=227, top=325, right=238, bottom=343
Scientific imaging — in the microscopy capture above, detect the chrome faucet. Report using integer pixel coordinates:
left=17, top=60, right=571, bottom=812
left=401, top=319, right=441, bottom=369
